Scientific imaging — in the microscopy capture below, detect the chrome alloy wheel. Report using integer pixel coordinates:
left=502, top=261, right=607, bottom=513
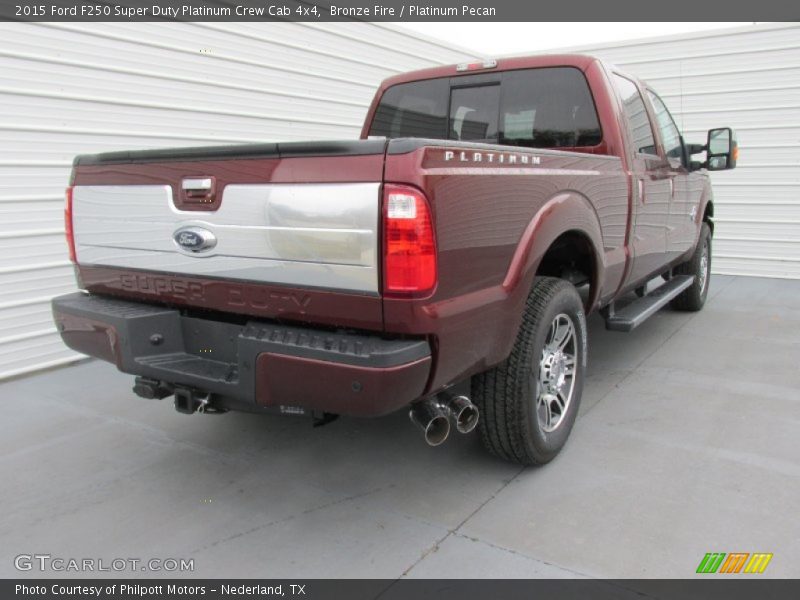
left=699, top=238, right=710, bottom=295
left=535, top=313, right=578, bottom=433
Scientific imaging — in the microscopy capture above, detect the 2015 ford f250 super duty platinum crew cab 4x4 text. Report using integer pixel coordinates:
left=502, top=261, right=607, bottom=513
left=52, top=54, right=738, bottom=465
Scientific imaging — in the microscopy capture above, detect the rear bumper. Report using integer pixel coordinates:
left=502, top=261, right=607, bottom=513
left=52, top=292, right=431, bottom=417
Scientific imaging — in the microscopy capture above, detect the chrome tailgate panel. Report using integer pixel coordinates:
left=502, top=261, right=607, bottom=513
left=72, top=183, right=381, bottom=294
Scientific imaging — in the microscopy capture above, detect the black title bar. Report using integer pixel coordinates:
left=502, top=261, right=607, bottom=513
left=2, top=0, right=797, bottom=22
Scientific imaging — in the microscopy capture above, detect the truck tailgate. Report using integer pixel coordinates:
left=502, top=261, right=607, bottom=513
left=73, top=181, right=380, bottom=293
left=70, top=140, right=387, bottom=329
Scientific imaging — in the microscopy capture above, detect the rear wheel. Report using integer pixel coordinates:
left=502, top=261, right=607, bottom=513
left=671, top=222, right=711, bottom=312
left=473, top=277, right=587, bottom=466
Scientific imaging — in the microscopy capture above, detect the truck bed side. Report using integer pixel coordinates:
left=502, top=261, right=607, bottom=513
left=381, top=139, right=628, bottom=390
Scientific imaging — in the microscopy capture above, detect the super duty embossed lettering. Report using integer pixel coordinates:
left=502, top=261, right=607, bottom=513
left=228, top=288, right=311, bottom=313
left=116, top=274, right=204, bottom=301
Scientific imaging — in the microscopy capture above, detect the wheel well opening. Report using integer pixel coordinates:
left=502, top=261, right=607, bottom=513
left=703, top=201, right=714, bottom=234
left=536, top=231, right=596, bottom=307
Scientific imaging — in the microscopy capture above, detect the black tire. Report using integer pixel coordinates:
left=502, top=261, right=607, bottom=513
left=472, top=277, right=587, bottom=466
left=671, top=222, right=711, bottom=312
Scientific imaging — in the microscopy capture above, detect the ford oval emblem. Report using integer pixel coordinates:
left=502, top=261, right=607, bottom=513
left=173, top=226, right=217, bottom=253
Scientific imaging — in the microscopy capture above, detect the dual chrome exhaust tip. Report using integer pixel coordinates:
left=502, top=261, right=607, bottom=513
left=409, top=391, right=479, bottom=446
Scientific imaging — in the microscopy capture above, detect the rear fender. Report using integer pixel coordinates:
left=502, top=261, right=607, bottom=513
left=503, top=191, right=605, bottom=310
left=383, top=190, right=606, bottom=394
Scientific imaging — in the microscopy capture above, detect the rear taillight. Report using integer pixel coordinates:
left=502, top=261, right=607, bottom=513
left=383, top=184, right=437, bottom=297
left=65, top=186, right=76, bottom=263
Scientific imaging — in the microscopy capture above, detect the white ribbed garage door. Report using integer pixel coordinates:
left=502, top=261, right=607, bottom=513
left=563, top=23, right=800, bottom=280
left=0, top=22, right=473, bottom=380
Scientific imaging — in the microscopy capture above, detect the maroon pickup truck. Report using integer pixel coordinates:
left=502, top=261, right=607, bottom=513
left=52, top=54, right=737, bottom=465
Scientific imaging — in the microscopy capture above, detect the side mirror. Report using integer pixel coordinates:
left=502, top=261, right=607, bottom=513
left=706, top=127, right=738, bottom=171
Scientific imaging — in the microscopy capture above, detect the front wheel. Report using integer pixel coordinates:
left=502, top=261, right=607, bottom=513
left=473, top=277, right=587, bottom=466
left=671, top=222, right=712, bottom=312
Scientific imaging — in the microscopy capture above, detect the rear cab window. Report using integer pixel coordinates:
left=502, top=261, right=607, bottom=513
left=369, top=67, right=602, bottom=149
left=449, top=84, right=500, bottom=142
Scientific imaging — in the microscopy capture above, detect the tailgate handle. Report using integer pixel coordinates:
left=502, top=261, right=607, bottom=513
left=182, top=178, right=212, bottom=191
left=181, top=177, right=216, bottom=205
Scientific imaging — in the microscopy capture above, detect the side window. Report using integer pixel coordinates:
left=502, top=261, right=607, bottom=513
left=612, top=74, right=657, bottom=155
left=449, top=85, right=500, bottom=142
left=647, top=91, right=684, bottom=161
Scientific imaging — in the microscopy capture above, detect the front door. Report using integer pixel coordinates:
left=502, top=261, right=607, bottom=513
left=647, top=90, right=696, bottom=262
left=612, top=73, right=670, bottom=286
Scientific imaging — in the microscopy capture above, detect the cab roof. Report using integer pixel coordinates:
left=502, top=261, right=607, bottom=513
left=378, top=54, right=603, bottom=90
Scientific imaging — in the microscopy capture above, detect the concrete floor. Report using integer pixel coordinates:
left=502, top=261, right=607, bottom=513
left=1, top=275, right=798, bottom=579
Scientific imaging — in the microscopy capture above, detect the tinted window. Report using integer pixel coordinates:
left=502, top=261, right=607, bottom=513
left=647, top=91, right=683, bottom=160
left=449, top=85, right=500, bottom=142
left=612, top=74, right=656, bottom=155
left=501, top=68, right=601, bottom=148
left=368, top=67, right=602, bottom=148
left=369, top=78, right=448, bottom=139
